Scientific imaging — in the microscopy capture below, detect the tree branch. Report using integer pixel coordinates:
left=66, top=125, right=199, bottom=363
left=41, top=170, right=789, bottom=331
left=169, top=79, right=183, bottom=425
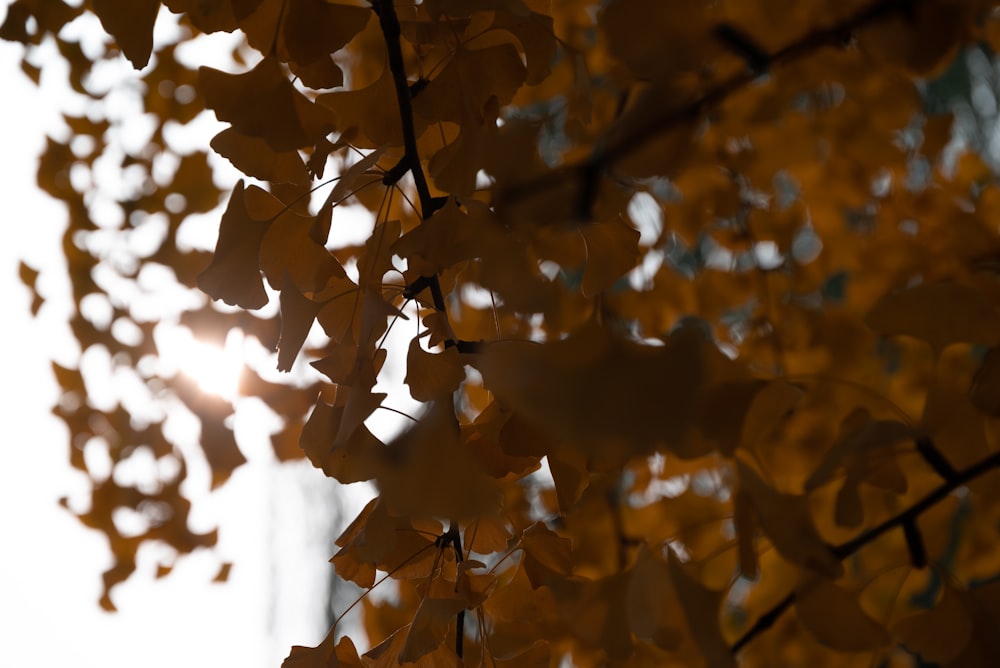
left=499, top=0, right=916, bottom=208
left=731, top=449, right=1000, bottom=655
left=372, top=0, right=455, bottom=345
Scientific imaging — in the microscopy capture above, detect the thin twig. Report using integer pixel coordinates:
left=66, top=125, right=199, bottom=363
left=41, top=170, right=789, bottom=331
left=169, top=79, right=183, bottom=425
left=731, top=449, right=1000, bottom=654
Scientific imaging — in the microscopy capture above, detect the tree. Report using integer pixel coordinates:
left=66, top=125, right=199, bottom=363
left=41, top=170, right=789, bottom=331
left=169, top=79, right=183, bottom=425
left=8, top=0, right=1000, bottom=664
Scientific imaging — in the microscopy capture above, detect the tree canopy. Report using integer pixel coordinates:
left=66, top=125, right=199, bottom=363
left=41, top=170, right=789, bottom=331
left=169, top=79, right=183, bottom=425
left=8, top=0, right=1000, bottom=665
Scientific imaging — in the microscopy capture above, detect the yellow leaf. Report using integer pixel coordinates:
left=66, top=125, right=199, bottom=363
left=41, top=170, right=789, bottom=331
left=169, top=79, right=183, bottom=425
left=580, top=217, right=641, bottom=296
left=405, top=337, right=466, bottom=402
left=667, top=550, right=736, bottom=668
left=210, top=128, right=310, bottom=185
left=627, top=546, right=685, bottom=650
left=796, top=577, right=890, bottom=652
left=299, top=395, right=384, bottom=484
left=92, top=0, right=158, bottom=68
left=478, top=321, right=748, bottom=461
left=865, top=282, right=1000, bottom=354
left=892, top=581, right=973, bottom=664
left=200, top=58, right=334, bottom=151
left=197, top=181, right=270, bottom=309
left=737, top=460, right=842, bottom=577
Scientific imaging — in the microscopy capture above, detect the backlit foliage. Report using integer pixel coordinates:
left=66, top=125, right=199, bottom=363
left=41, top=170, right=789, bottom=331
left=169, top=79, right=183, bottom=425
left=10, top=0, right=1000, bottom=665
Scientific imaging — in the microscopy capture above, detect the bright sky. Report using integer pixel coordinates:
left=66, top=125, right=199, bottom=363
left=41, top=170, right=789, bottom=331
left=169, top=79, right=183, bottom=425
left=0, top=12, right=372, bottom=668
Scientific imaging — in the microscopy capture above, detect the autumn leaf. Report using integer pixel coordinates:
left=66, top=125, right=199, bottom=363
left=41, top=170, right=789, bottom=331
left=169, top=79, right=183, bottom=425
left=405, top=336, right=466, bottom=402
left=27, top=0, right=1000, bottom=664
left=91, top=0, right=159, bottom=68
left=667, top=550, right=736, bottom=668
left=210, top=128, right=310, bottom=185
left=580, top=217, right=641, bottom=296
left=737, top=460, right=843, bottom=578
left=864, top=282, right=1000, bottom=354
left=377, top=401, right=499, bottom=519
left=477, top=320, right=748, bottom=461
left=892, top=580, right=973, bottom=664
left=17, top=260, right=43, bottom=315
left=796, top=577, right=890, bottom=652
left=299, top=395, right=384, bottom=484
left=196, top=181, right=270, bottom=310
left=200, top=57, right=334, bottom=152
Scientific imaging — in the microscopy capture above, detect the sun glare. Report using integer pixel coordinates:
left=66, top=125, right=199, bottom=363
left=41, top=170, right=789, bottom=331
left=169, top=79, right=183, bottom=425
left=157, top=326, right=245, bottom=401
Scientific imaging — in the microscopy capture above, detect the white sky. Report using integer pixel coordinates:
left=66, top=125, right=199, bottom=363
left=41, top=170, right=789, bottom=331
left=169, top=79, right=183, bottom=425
left=0, top=16, right=373, bottom=668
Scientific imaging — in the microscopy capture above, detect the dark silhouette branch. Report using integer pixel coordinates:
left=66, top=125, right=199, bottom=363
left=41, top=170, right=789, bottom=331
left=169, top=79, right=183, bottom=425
left=915, top=436, right=959, bottom=483
left=499, top=0, right=916, bottom=210
left=731, top=449, right=1000, bottom=655
left=372, top=0, right=455, bottom=346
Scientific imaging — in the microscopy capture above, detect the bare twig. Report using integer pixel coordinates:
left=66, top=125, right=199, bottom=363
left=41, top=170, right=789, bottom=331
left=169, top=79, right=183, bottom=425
left=731, top=449, right=1000, bottom=654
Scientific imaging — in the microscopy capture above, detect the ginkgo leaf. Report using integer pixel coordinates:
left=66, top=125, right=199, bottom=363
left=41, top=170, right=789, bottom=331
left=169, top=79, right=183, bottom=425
left=492, top=641, right=551, bottom=668
left=300, top=395, right=384, bottom=484
left=737, top=460, right=843, bottom=577
left=921, top=384, right=992, bottom=470
left=310, top=343, right=361, bottom=386
left=892, top=578, right=973, bottom=664
left=548, top=446, right=589, bottom=513
left=197, top=181, right=270, bottom=309
left=405, top=337, right=466, bottom=402
left=796, top=578, right=890, bottom=652
left=317, top=66, right=413, bottom=149
left=356, top=219, right=401, bottom=290
left=600, top=0, right=720, bottom=80
left=92, top=0, right=159, bottom=68
left=972, top=347, right=1000, bottom=416
left=283, top=634, right=364, bottom=668
left=412, top=44, right=526, bottom=124
left=400, top=578, right=467, bottom=663
left=329, top=148, right=385, bottom=204
left=378, top=401, right=498, bottom=519
left=365, top=624, right=463, bottom=668
left=428, top=97, right=500, bottom=199
left=489, top=7, right=556, bottom=85
left=667, top=550, right=736, bottom=668
left=172, top=374, right=245, bottom=488
left=580, top=217, right=641, bottom=296
left=738, top=380, right=805, bottom=450
left=392, top=198, right=519, bottom=278
left=478, top=320, right=748, bottom=461
left=550, top=571, right=633, bottom=659
left=18, top=260, right=43, bottom=315
left=733, top=489, right=759, bottom=579
left=806, top=414, right=915, bottom=492
left=864, top=282, right=1000, bottom=354
left=259, top=202, right=348, bottom=296
left=520, top=521, right=573, bottom=588
left=858, top=0, right=965, bottom=75
left=212, top=562, right=232, bottom=583
left=274, top=0, right=370, bottom=78
left=834, top=475, right=864, bottom=528
left=200, top=58, right=334, bottom=152
left=276, top=277, right=321, bottom=372
left=210, top=128, right=310, bottom=185
left=627, top=546, right=686, bottom=650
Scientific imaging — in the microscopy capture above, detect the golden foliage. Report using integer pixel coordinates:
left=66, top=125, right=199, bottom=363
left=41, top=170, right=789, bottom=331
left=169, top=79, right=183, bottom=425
left=11, top=0, right=1000, bottom=664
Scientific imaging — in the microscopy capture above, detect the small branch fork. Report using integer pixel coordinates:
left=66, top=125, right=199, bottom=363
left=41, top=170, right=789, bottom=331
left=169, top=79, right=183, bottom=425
left=730, top=447, right=1000, bottom=654
left=371, top=0, right=462, bottom=348
left=371, top=1, right=471, bottom=658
